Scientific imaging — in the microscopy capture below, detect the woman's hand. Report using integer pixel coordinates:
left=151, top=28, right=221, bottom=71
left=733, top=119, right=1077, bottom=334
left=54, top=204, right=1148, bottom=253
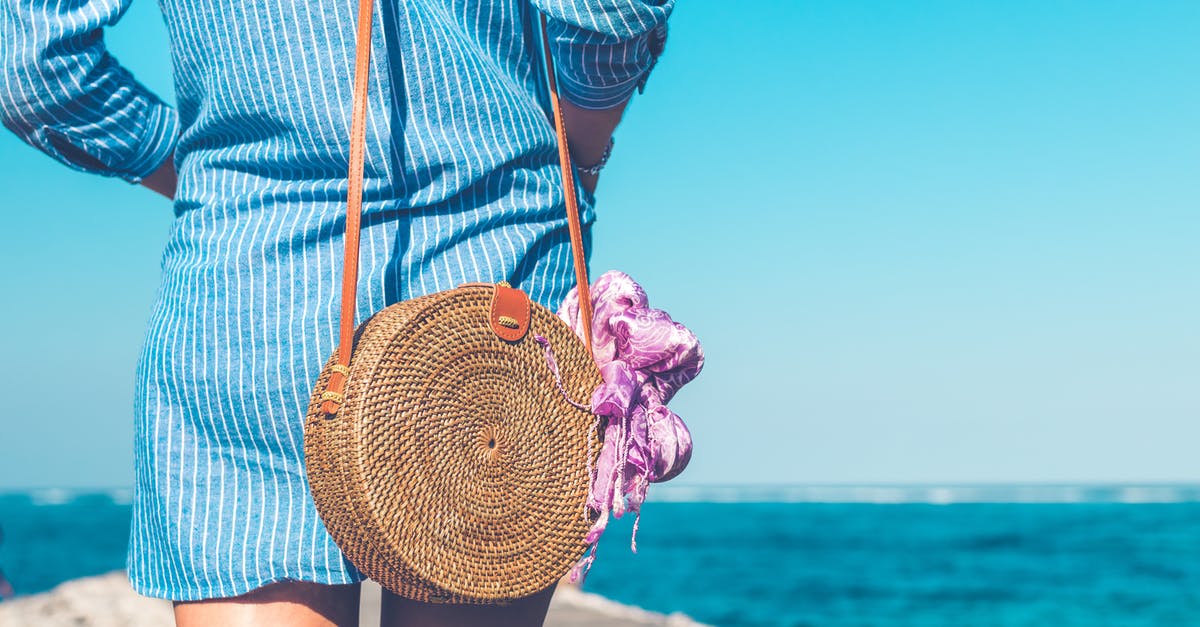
left=140, top=151, right=177, bottom=200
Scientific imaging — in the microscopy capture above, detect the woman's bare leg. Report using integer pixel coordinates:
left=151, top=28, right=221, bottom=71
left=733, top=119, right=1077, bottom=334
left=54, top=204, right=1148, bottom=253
left=173, top=581, right=361, bottom=627
left=380, top=582, right=557, bottom=627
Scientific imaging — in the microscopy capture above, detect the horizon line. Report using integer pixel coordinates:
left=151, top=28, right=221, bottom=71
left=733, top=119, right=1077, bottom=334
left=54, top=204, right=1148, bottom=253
left=5, top=482, right=1200, bottom=505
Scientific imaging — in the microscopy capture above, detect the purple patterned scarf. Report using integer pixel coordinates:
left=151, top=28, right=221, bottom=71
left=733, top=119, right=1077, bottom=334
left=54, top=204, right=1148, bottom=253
left=552, top=270, right=704, bottom=583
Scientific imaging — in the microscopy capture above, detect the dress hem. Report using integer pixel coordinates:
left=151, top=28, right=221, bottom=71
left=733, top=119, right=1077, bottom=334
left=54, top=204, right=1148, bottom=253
left=129, top=571, right=367, bottom=602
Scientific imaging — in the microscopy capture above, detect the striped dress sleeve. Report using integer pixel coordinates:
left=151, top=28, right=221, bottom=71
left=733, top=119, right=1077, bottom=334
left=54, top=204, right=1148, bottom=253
left=531, top=0, right=674, bottom=110
left=0, top=0, right=179, bottom=185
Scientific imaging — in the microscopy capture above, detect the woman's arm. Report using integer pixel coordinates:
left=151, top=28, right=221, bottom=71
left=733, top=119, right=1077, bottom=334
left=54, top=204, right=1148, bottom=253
left=0, top=0, right=179, bottom=190
left=533, top=1, right=673, bottom=195
left=140, top=150, right=177, bottom=200
left=561, top=99, right=628, bottom=196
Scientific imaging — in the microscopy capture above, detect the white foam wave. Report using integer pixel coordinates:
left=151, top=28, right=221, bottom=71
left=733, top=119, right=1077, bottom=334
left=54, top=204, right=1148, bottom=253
left=28, top=488, right=74, bottom=506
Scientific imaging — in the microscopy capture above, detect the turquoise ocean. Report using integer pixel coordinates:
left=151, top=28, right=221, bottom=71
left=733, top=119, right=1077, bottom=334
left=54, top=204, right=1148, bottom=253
left=2, top=486, right=1200, bottom=626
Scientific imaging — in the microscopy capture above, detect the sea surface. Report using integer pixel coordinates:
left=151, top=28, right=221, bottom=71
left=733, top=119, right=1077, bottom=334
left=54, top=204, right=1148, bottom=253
left=2, top=486, right=1200, bottom=626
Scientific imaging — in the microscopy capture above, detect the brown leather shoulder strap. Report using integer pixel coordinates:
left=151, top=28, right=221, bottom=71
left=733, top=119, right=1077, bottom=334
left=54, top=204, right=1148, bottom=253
left=320, top=1, right=595, bottom=415
left=537, top=11, right=595, bottom=353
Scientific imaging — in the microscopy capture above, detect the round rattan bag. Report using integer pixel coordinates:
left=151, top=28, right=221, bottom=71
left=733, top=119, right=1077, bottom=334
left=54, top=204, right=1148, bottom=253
left=304, top=283, right=602, bottom=603
left=303, top=2, right=603, bottom=602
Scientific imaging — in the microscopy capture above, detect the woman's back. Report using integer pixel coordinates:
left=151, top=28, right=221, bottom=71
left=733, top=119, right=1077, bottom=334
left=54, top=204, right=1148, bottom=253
left=1, top=0, right=672, bottom=615
left=163, top=0, right=560, bottom=212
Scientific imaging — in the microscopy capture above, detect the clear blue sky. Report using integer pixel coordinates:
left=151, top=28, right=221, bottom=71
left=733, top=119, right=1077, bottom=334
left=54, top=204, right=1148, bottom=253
left=1, top=1, right=1197, bottom=489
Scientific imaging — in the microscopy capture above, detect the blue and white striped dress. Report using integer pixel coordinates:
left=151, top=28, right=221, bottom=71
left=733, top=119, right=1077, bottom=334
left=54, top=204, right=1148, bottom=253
left=1, top=0, right=672, bottom=600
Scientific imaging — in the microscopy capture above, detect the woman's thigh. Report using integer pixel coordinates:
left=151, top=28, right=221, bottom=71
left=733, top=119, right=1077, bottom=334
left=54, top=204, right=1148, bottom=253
left=379, top=582, right=557, bottom=627
left=173, top=581, right=361, bottom=627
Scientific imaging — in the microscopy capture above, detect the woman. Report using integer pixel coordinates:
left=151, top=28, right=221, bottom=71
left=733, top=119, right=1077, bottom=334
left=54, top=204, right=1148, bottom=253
left=0, top=0, right=673, bottom=624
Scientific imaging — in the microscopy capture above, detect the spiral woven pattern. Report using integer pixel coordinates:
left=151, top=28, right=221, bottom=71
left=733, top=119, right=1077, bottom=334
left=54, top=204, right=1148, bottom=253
left=305, top=284, right=602, bottom=603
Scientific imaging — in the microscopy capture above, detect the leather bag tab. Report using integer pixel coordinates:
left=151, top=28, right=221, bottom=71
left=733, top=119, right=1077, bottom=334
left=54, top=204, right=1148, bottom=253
left=490, top=283, right=531, bottom=342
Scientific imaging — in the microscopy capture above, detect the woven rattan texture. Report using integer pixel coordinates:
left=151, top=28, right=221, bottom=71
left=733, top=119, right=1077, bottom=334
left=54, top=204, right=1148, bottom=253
left=305, top=285, right=602, bottom=603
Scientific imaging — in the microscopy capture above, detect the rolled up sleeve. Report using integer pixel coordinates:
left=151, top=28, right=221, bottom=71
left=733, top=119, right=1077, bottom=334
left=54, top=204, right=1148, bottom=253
left=1, top=0, right=179, bottom=185
left=533, top=0, right=674, bottom=110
